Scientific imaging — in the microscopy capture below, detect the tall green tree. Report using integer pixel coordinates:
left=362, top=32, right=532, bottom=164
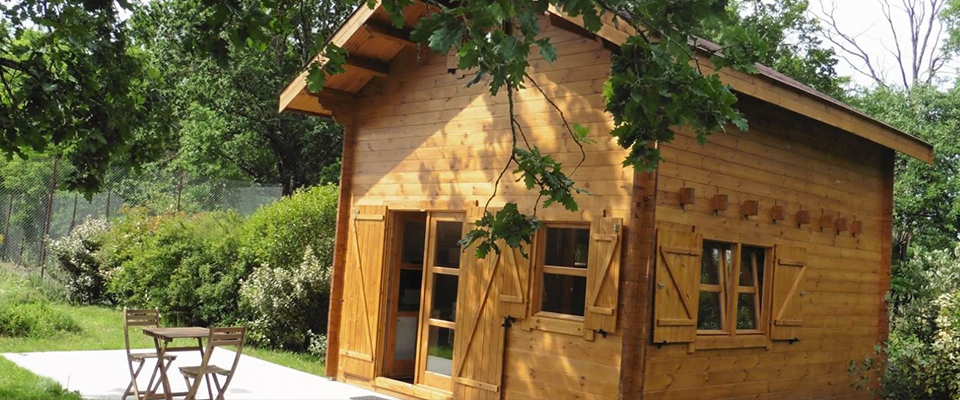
left=0, top=0, right=171, bottom=195
left=131, top=0, right=352, bottom=195
left=853, top=85, right=960, bottom=258
left=724, top=0, right=847, bottom=98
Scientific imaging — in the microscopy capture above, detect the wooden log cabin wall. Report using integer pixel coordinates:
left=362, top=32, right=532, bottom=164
left=279, top=2, right=934, bottom=400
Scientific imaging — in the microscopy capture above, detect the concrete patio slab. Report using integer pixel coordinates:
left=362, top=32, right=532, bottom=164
left=2, top=349, right=395, bottom=400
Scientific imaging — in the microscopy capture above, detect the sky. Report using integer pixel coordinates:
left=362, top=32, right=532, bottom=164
left=808, top=0, right=958, bottom=88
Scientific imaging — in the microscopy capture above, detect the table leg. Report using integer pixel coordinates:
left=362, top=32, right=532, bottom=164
left=153, top=337, right=173, bottom=400
left=196, top=338, right=204, bottom=358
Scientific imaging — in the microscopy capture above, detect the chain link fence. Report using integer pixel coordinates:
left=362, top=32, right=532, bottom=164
left=0, top=159, right=282, bottom=269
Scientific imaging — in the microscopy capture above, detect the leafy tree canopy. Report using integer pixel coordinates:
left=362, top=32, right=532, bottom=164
left=852, top=85, right=960, bottom=257
left=722, top=0, right=847, bottom=98
left=130, top=0, right=351, bottom=195
left=0, top=0, right=172, bottom=196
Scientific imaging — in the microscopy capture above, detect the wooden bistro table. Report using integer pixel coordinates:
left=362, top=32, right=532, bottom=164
left=140, top=327, right=210, bottom=400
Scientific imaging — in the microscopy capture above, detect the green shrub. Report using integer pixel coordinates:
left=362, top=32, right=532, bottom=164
left=240, top=185, right=338, bottom=270
left=0, top=302, right=80, bottom=338
left=102, top=208, right=246, bottom=326
left=851, top=246, right=960, bottom=399
left=238, top=185, right=338, bottom=350
left=47, top=218, right=110, bottom=304
left=91, top=184, right=339, bottom=352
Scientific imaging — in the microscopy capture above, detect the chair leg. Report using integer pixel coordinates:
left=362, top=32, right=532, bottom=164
left=205, top=374, right=215, bottom=400
left=123, top=359, right=145, bottom=400
left=212, top=374, right=224, bottom=400
left=148, top=357, right=174, bottom=393
left=183, top=376, right=193, bottom=400
left=145, top=359, right=159, bottom=394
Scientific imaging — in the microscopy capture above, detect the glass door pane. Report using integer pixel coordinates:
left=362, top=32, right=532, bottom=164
left=416, top=212, right=463, bottom=393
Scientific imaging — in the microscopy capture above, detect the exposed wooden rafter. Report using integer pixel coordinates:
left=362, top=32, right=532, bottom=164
left=345, top=56, right=390, bottom=78
left=364, top=21, right=416, bottom=47
left=300, top=87, right=359, bottom=120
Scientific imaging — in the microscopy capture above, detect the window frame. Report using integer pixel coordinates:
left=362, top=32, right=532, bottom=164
left=531, top=222, right=592, bottom=323
left=697, top=239, right=773, bottom=338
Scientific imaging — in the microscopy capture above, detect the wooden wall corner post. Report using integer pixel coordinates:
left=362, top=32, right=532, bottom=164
left=879, top=149, right=894, bottom=347
left=617, top=169, right=658, bottom=400
left=326, top=112, right=358, bottom=380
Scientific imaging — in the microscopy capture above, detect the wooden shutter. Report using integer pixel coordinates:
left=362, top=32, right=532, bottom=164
left=339, top=205, right=388, bottom=379
left=453, top=207, right=505, bottom=399
left=770, top=245, right=807, bottom=341
left=653, top=229, right=702, bottom=344
left=498, top=243, right=531, bottom=320
left=585, top=217, right=623, bottom=334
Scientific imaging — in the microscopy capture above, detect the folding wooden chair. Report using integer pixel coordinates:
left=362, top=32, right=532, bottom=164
left=181, top=327, right=246, bottom=400
left=123, top=308, right=177, bottom=400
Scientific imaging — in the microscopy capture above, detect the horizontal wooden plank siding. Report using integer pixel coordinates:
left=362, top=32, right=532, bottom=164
left=348, top=19, right=628, bottom=400
left=646, top=96, right=886, bottom=400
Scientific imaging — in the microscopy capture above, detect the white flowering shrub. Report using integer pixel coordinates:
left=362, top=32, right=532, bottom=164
left=308, top=331, right=327, bottom=358
left=240, top=244, right=332, bottom=350
left=47, top=218, right=110, bottom=304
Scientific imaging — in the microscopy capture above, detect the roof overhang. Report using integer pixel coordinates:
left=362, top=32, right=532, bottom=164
left=279, top=2, right=934, bottom=164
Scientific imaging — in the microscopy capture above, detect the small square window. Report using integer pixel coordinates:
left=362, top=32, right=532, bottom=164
left=697, top=241, right=768, bottom=336
left=543, top=227, right=590, bottom=268
left=541, top=273, right=587, bottom=316
left=539, top=226, right=590, bottom=317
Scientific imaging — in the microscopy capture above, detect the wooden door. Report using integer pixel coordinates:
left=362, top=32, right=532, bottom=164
left=416, top=212, right=464, bottom=392
left=452, top=207, right=505, bottom=399
left=340, top=205, right=388, bottom=379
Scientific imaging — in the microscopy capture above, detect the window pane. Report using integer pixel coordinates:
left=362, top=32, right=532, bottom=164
left=434, top=221, right=462, bottom=268
left=541, top=273, right=586, bottom=316
left=739, top=246, right=765, bottom=287
left=425, top=326, right=455, bottom=376
left=701, top=241, right=732, bottom=285
left=430, top=274, right=458, bottom=321
left=697, top=291, right=723, bottom=330
left=397, top=269, right=422, bottom=312
left=544, top=227, right=590, bottom=268
left=401, top=220, right=426, bottom=265
left=736, top=293, right=759, bottom=330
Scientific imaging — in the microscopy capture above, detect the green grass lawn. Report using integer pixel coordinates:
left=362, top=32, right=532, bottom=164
left=0, top=267, right=324, bottom=400
left=0, top=356, right=82, bottom=400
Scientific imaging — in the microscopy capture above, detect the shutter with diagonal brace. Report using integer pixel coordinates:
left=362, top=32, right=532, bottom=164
left=770, top=245, right=807, bottom=341
left=452, top=207, right=505, bottom=399
left=498, top=242, right=532, bottom=321
left=653, top=229, right=703, bottom=344
left=584, top=217, right=624, bottom=334
left=338, top=205, right=387, bottom=379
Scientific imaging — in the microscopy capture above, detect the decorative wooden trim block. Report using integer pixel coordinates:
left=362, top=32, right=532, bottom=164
left=835, top=218, right=848, bottom=233
left=679, top=188, right=696, bottom=208
left=711, top=194, right=729, bottom=214
left=851, top=220, right=863, bottom=235
left=741, top=200, right=759, bottom=218
left=796, top=210, right=811, bottom=227
left=819, top=214, right=834, bottom=232
left=771, top=205, right=786, bottom=223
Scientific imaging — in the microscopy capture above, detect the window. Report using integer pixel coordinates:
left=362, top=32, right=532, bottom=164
left=697, top=240, right=769, bottom=335
left=538, top=226, right=590, bottom=317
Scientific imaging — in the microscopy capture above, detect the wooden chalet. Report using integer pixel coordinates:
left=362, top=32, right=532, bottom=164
left=278, top=2, right=935, bottom=399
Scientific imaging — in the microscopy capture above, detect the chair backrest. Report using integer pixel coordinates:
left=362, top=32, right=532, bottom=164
left=123, top=308, right=160, bottom=355
left=187, top=327, right=247, bottom=400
